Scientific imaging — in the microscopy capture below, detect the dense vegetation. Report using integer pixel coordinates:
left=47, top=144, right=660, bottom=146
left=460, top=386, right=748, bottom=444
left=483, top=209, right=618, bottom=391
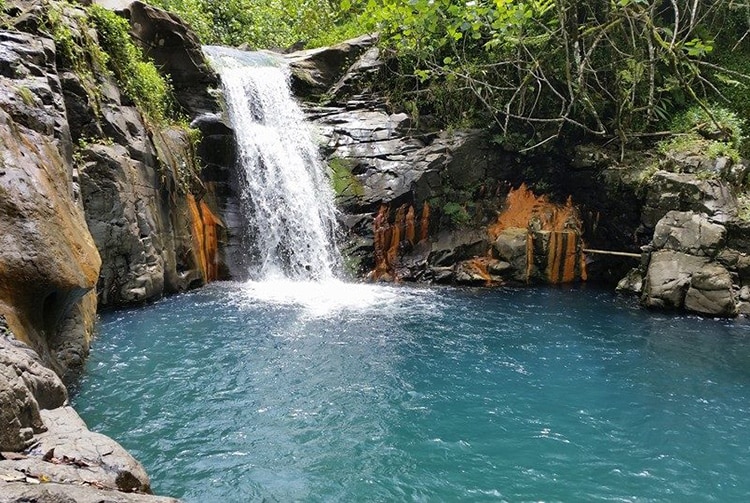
left=148, top=0, right=750, bottom=155
left=353, top=0, right=750, bottom=153
left=148, top=0, right=358, bottom=48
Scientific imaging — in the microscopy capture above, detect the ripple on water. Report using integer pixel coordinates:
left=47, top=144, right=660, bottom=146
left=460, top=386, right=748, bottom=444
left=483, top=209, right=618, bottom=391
left=73, top=283, right=750, bottom=502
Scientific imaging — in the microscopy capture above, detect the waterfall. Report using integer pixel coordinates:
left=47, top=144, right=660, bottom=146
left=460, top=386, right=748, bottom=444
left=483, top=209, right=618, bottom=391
left=204, top=46, right=341, bottom=281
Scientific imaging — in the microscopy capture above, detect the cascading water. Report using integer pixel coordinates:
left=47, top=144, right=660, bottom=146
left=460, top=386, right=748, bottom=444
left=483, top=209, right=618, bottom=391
left=204, top=46, right=341, bottom=281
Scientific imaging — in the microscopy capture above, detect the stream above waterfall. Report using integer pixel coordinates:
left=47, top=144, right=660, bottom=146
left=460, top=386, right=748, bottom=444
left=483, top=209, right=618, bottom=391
left=73, top=282, right=750, bottom=502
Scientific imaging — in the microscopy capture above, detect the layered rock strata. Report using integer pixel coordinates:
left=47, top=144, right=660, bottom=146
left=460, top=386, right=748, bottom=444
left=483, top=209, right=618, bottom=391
left=0, top=1, right=229, bottom=500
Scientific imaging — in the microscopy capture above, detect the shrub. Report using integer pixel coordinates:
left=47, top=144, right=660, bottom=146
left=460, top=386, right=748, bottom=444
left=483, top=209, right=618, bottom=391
left=89, top=5, right=174, bottom=123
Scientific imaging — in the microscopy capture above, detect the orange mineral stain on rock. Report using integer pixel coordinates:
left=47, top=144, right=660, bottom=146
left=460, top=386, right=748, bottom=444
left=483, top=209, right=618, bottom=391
left=188, top=195, right=223, bottom=283
left=490, top=184, right=579, bottom=238
left=372, top=204, right=392, bottom=280
left=491, top=184, right=586, bottom=284
left=405, top=206, right=416, bottom=245
left=467, top=257, right=494, bottom=285
left=389, top=205, right=406, bottom=268
left=371, top=202, right=431, bottom=281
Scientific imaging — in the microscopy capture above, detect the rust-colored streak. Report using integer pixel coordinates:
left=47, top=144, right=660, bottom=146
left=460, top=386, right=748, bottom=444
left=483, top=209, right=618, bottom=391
left=547, top=232, right=559, bottom=283
left=580, top=239, right=588, bottom=282
left=188, top=195, right=222, bottom=282
left=419, top=201, right=431, bottom=243
left=562, top=231, right=578, bottom=283
left=388, top=205, right=405, bottom=269
left=468, top=257, right=494, bottom=286
left=491, top=184, right=586, bottom=284
left=525, top=231, right=534, bottom=283
left=372, top=204, right=391, bottom=280
left=490, top=183, right=579, bottom=240
left=405, top=205, right=416, bottom=245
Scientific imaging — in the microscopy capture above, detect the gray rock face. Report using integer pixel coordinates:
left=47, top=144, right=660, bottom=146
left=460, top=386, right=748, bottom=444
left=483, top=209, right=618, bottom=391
left=287, top=34, right=378, bottom=98
left=652, top=211, right=726, bottom=257
left=125, top=1, right=221, bottom=115
left=78, top=132, right=208, bottom=306
left=0, top=29, right=101, bottom=374
left=642, top=171, right=738, bottom=228
left=494, top=228, right=529, bottom=283
left=640, top=211, right=738, bottom=316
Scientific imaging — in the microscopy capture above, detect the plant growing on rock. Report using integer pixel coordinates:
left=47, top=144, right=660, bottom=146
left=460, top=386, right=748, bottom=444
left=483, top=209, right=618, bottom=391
left=658, top=105, right=745, bottom=163
left=89, top=4, right=174, bottom=123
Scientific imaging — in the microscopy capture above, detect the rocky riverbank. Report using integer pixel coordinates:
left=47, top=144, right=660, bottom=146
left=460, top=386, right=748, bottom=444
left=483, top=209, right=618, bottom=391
left=286, top=36, right=750, bottom=318
left=2, top=1, right=750, bottom=501
left=0, top=1, right=229, bottom=500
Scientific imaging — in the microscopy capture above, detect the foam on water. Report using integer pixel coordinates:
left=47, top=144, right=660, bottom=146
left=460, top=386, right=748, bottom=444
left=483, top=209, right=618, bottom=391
left=230, top=279, right=441, bottom=319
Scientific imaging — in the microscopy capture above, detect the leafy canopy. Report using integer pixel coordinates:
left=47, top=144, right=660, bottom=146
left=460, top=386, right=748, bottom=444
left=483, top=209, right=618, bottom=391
left=352, top=0, right=750, bottom=151
left=149, top=0, right=358, bottom=48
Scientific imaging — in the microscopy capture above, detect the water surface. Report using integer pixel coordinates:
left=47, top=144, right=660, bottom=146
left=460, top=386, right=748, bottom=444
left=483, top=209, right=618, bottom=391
left=74, top=282, right=750, bottom=502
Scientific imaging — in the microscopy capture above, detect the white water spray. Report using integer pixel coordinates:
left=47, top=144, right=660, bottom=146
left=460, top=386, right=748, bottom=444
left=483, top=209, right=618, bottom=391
left=204, top=46, right=341, bottom=281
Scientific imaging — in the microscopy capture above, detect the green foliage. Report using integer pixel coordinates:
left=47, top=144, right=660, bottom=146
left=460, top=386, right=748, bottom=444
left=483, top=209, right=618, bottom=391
left=442, top=201, right=471, bottom=227
left=658, top=105, right=744, bottom=163
left=669, top=106, right=745, bottom=149
left=149, top=0, right=355, bottom=49
left=329, top=158, right=363, bottom=197
left=89, top=5, right=174, bottom=123
left=16, top=86, right=35, bottom=107
left=350, top=0, right=750, bottom=148
left=43, top=2, right=110, bottom=114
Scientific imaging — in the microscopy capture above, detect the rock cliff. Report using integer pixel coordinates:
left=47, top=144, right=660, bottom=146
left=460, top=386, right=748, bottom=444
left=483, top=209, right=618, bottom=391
left=0, top=0, right=228, bottom=500
left=289, top=36, right=750, bottom=318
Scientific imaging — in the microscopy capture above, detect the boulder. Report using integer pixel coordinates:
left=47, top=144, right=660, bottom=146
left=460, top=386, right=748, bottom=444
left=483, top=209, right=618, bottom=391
left=652, top=211, right=726, bottom=257
left=287, top=34, right=378, bottom=98
left=641, top=171, right=737, bottom=228
left=0, top=325, right=67, bottom=452
left=125, top=1, right=221, bottom=116
left=641, top=250, right=708, bottom=310
left=0, top=407, right=154, bottom=494
left=684, top=263, right=737, bottom=317
left=616, top=268, right=644, bottom=295
left=494, top=228, right=529, bottom=282
left=0, top=482, right=177, bottom=503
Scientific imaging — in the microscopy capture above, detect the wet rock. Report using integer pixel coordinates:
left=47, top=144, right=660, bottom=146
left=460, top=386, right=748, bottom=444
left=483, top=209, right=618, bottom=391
left=652, top=211, right=726, bottom=257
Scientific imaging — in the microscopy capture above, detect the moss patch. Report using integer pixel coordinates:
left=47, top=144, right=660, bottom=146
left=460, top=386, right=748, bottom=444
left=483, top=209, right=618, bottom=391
left=329, top=158, right=364, bottom=198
